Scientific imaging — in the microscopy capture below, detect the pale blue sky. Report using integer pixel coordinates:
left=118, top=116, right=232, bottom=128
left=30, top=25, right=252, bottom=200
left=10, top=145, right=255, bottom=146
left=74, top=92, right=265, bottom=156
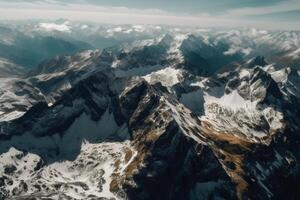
left=0, top=0, right=299, bottom=30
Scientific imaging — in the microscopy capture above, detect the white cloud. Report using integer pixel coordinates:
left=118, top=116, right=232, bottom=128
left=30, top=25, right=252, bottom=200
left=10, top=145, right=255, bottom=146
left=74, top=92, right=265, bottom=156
left=226, top=0, right=300, bottom=17
left=38, top=21, right=71, bottom=32
left=0, top=1, right=299, bottom=30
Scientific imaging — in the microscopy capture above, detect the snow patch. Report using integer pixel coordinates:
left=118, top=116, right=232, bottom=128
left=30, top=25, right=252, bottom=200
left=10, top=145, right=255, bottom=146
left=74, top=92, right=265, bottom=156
left=0, top=110, right=25, bottom=122
left=287, top=48, right=300, bottom=59
left=143, top=66, right=182, bottom=87
left=204, top=90, right=255, bottom=111
left=167, top=34, right=188, bottom=63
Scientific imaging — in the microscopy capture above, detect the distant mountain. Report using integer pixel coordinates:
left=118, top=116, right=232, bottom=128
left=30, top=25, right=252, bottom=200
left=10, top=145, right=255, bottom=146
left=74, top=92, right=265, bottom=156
left=1, top=21, right=300, bottom=72
left=0, top=25, right=92, bottom=71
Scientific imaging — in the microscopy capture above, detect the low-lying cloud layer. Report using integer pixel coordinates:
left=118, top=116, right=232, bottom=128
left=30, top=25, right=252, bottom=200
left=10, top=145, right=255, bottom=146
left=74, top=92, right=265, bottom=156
left=0, top=0, right=299, bottom=30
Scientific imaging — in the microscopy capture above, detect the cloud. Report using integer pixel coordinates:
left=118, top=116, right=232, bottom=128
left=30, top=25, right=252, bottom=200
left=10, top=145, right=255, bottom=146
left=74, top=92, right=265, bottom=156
left=226, top=0, right=300, bottom=18
left=0, top=0, right=299, bottom=30
left=38, top=21, right=71, bottom=32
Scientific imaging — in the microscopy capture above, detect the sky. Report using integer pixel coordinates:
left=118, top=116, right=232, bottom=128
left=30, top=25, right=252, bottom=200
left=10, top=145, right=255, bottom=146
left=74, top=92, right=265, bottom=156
left=0, top=0, right=299, bottom=30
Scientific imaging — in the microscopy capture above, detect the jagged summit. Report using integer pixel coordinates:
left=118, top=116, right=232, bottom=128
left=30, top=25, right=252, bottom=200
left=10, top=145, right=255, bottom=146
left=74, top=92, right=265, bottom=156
left=158, top=33, right=174, bottom=48
left=248, top=56, right=268, bottom=68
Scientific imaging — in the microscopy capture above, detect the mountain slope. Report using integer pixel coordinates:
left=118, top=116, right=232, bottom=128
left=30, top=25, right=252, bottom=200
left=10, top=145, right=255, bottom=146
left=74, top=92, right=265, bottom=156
left=1, top=58, right=300, bottom=199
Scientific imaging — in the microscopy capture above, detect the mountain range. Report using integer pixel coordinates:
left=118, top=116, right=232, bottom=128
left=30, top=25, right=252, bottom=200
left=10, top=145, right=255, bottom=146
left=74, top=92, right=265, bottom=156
left=0, top=22, right=300, bottom=200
